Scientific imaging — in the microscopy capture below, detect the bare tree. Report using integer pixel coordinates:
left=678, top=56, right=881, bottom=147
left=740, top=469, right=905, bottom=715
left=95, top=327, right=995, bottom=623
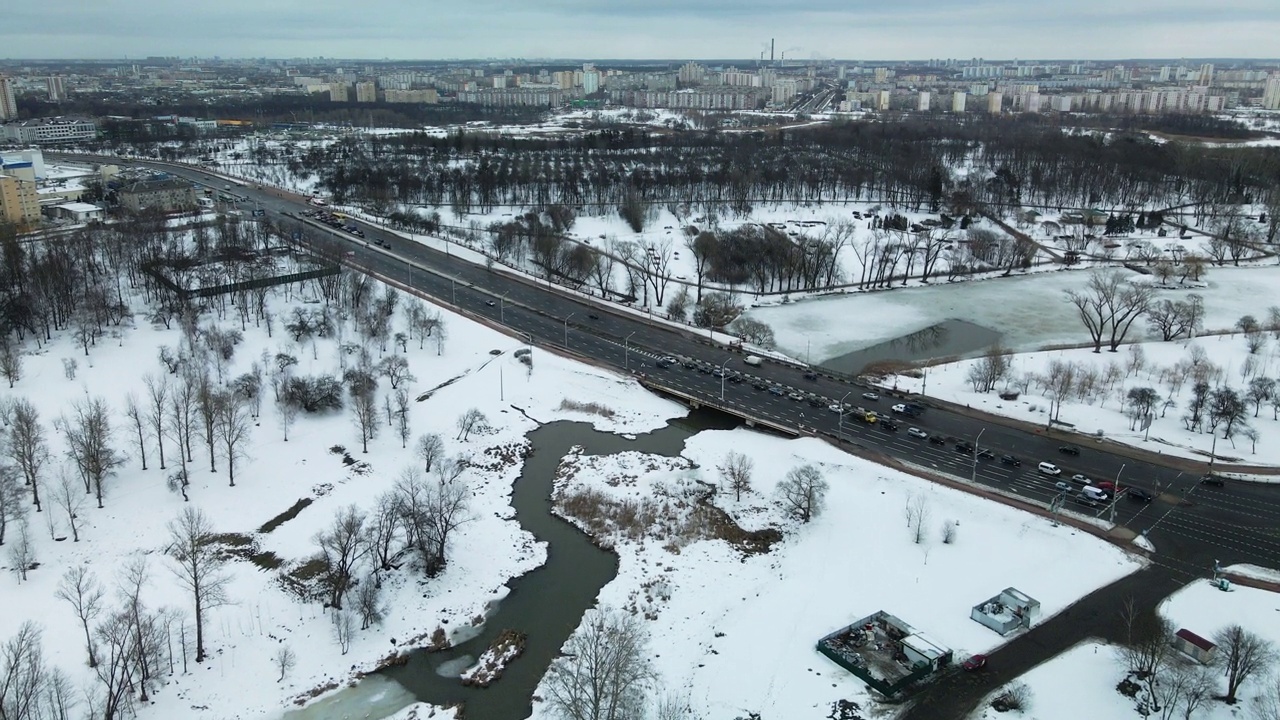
left=719, top=451, right=754, bottom=502
left=123, top=394, right=149, bottom=472
left=394, top=469, right=470, bottom=576
left=1215, top=624, right=1277, bottom=704
left=56, top=565, right=104, bottom=667
left=93, top=610, right=140, bottom=720
left=7, top=399, right=49, bottom=513
left=1253, top=672, right=1280, bottom=720
left=214, top=392, right=252, bottom=486
left=330, top=609, right=355, bottom=655
left=0, top=469, right=20, bottom=546
left=455, top=408, right=487, bottom=442
left=316, top=505, right=368, bottom=609
left=273, top=645, right=296, bottom=682
left=379, top=355, right=415, bottom=390
left=167, top=507, right=230, bottom=664
left=394, top=388, right=411, bottom=449
left=0, top=622, right=49, bottom=718
left=904, top=494, right=931, bottom=544
left=143, top=374, right=169, bottom=470
left=354, top=573, right=384, bottom=630
left=50, top=470, right=84, bottom=542
left=351, top=391, right=379, bottom=454
left=776, top=464, right=829, bottom=523
left=276, top=389, right=299, bottom=442
left=416, top=433, right=445, bottom=472
left=55, top=396, right=126, bottom=508
left=0, top=336, right=21, bottom=388
left=544, top=605, right=655, bottom=720
left=166, top=377, right=200, bottom=468
left=7, top=518, right=34, bottom=581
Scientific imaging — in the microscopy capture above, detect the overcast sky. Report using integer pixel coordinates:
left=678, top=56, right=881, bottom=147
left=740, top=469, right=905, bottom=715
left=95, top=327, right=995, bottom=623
left=4, top=0, right=1279, bottom=61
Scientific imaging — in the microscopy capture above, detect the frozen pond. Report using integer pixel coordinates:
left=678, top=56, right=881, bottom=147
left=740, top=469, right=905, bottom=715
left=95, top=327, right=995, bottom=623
left=746, top=265, right=1280, bottom=366
left=822, top=319, right=1003, bottom=374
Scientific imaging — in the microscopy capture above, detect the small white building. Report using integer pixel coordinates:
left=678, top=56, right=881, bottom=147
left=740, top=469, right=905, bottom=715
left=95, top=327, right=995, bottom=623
left=49, top=201, right=103, bottom=223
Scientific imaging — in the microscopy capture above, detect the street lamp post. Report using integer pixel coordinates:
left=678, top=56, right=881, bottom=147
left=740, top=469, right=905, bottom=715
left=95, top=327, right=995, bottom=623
left=500, top=292, right=509, bottom=324
left=971, top=428, right=985, bottom=486
left=563, top=313, right=575, bottom=349
left=450, top=278, right=456, bottom=305
left=838, top=390, right=851, bottom=443
left=720, top=358, right=732, bottom=401
left=625, top=332, right=636, bottom=370
left=1110, top=464, right=1126, bottom=524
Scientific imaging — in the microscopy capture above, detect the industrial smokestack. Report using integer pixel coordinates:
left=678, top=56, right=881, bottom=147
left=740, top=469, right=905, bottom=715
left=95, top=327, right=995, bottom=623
left=771, top=39, right=775, bottom=63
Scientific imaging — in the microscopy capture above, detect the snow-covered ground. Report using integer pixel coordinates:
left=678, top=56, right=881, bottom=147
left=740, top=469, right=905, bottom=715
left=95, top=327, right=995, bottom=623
left=530, top=428, right=1144, bottom=719
left=0, top=268, right=684, bottom=720
left=886, top=329, right=1280, bottom=468
left=972, top=579, right=1280, bottom=720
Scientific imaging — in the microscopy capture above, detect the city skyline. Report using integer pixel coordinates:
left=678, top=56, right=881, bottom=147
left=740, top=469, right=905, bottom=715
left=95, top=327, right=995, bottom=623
left=3, top=0, right=1279, bottom=62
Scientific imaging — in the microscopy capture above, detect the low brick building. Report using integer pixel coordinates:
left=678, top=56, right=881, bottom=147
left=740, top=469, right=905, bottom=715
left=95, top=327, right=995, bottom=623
left=118, top=178, right=196, bottom=213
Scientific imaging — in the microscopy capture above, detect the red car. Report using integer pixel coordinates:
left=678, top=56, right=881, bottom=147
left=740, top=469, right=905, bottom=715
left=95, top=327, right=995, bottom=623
left=1095, top=481, right=1116, bottom=492
left=962, top=654, right=988, bottom=671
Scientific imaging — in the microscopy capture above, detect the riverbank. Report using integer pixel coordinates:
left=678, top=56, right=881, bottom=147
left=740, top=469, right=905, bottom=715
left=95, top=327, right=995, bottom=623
left=531, top=427, right=1145, bottom=718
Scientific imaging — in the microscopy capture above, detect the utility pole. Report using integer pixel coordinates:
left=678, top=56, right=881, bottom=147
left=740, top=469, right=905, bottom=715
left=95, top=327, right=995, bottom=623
left=1109, top=464, right=1125, bottom=524
left=625, top=332, right=636, bottom=370
left=838, top=391, right=851, bottom=443
left=563, top=313, right=575, bottom=349
left=971, top=428, right=985, bottom=486
left=720, top=358, right=733, bottom=401
left=500, top=292, right=509, bottom=324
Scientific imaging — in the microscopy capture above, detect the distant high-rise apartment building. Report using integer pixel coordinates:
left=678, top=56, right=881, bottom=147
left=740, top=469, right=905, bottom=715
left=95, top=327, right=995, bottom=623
left=0, top=75, right=17, bottom=120
left=46, top=76, right=66, bottom=103
left=678, top=61, right=705, bottom=85
left=951, top=91, right=966, bottom=112
left=329, top=82, right=350, bottom=102
left=1263, top=76, right=1280, bottom=110
left=1199, top=63, right=1214, bottom=86
left=582, top=71, right=600, bottom=94
left=917, top=91, right=931, bottom=112
left=876, top=90, right=891, bottom=111
left=987, top=92, right=1003, bottom=114
left=873, top=67, right=889, bottom=83
left=355, top=81, right=377, bottom=102
left=0, top=173, right=41, bottom=227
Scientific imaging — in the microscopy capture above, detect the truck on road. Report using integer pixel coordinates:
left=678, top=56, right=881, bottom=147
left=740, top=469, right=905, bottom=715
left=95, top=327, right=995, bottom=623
left=743, top=355, right=762, bottom=367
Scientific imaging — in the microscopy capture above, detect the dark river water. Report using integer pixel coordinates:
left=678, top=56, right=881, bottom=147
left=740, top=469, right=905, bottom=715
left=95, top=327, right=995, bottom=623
left=284, top=409, right=737, bottom=720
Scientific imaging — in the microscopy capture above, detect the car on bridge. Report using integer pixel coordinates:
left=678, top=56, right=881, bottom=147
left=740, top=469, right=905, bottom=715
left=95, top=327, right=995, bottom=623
left=955, top=441, right=974, bottom=454
left=999, top=454, right=1021, bottom=466
left=861, top=392, right=880, bottom=401
left=907, top=427, right=928, bottom=439
left=1059, top=445, right=1081, bottom=456
left=769, top=386, right=785, bottom=396
left=1038, top=462, right=1062, bottom=476
left=1070, top=474, right=1092, bottom=486
left=1200, top=474, right=1226, bottom=487
left=1126, top=487, right=1155, bottom=503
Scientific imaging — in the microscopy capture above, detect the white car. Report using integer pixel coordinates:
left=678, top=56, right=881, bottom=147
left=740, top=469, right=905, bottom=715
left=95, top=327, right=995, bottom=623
left=1070, top=474, right=1092, bottom=485
left=892, top=403, right=907, bottom=414
left=1037, top=462, right=1062, bottom=476
left=828, top=403, right=843, bottom=413
left=907, top=427, right=928, bottom=439
left=861, top=392, right=880, bottom=401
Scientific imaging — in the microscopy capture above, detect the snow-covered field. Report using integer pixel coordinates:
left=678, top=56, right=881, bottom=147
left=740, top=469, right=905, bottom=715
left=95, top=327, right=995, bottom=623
left=972, top=580, right=1280, bottom=720
left=0, top=269, right=684, bottom=720
left=887, top=329, right=1280, bottom=468
left=531, top=428, right=1144, bottom=719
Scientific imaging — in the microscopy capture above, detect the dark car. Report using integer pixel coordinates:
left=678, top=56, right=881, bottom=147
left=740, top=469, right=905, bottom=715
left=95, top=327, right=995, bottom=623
left=728, top=373, right=743, bottom=384
left=1200, top=474, right=1226, bottom=487
left=587, top=313, right=600, bottom=320
left=904, top=402, right=926, bottom=416
left=955, top=441, right=974, bottom=454
left=656, top=358, right=674, bottom=369
left=962, top=654, right=988, bottom=672
left=1126, top=487, right=1155, bottom=503
left=879, top=420, right=900, bottom=432
left=753, top=381, right=768, bottom=391
left=803, top=371, right=818, bottom=381
left=976, top=448, right=995, bottom=460
left=807, top=397, right=822, bottom=408
left=1059, top=445, right=1081, bottom=456
left=928, top=435, right=947, bottom=445
left=999, top=455, right=1021, bottom=467
left=768, top=386, right=785, bottom=396
left=683, top=359, right=697, bottom=369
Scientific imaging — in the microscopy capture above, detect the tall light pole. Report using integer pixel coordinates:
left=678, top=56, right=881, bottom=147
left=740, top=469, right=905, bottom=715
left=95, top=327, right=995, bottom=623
left=563, top=313, right=575, bottom=349
left=1109, top=464, right=1125, bottom=524
left=971, top=428, right=985, bottom=486
left=838, top=390, right=851, bottom=443
left=450, top=278, right=456, bottom=305
left=625, top=332, right=636, bottom=370
left=720, top=357, right=733, bottom=401
left=500, top=292, right=509, bottom=324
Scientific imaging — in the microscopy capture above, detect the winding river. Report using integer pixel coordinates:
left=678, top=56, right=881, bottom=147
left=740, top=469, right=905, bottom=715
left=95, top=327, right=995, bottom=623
left=283, top=409, right=736, bottom=720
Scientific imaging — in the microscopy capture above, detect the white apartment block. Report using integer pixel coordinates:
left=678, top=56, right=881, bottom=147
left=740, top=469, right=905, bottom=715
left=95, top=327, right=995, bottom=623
left=2, top=117, right=98, bottom=144
left=0, top=75, right=17, bottom=120
left=1264, top=76, right=1280, bottom=110
left=951, top=91, right=966, bottom=112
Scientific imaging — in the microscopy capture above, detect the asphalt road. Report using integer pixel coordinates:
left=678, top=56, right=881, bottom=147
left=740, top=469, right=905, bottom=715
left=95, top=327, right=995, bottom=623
left=55, top=153, right=1280, bottom=716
